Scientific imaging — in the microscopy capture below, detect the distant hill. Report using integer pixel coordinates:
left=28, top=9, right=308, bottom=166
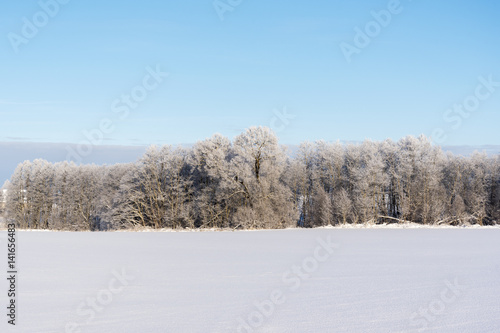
left=285, top=143, right=500, bottom=158
left=441, top=145, right=500, bottom=157
left=0, top=142, right=148, bottom=185
left=0, top=142, right=498, bottom=185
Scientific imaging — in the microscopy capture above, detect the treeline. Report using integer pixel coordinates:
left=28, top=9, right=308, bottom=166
left=2, top=127, right=499, bottom=230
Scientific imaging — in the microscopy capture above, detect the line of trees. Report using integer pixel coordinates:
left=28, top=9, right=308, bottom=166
left=2, top=127, right=499, bottom=231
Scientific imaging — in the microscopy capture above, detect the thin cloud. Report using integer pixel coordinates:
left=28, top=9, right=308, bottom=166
left=4, top=136, right=38, bottom=141
left=0, top=100, right=75, bottom=106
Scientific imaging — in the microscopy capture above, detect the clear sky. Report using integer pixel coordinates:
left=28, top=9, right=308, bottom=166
left=1, top=0, right=499, bottom=146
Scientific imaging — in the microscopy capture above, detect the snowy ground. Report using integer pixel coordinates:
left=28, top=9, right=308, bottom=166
left=1, top=228, right=499, bottom=332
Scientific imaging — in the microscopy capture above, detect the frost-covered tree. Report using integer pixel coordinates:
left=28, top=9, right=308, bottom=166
left=333, top=188, right=352, bottom=225
left=291, top=142, right=317, bottom=227
left=395, top=136, right=445, bottom=224
left=191, top=133, right=236, bottom=228
left=231, top=126, right=297, bottom=228
left=7, top=161, right=35, bottom=228
left=113, top=146, right=193, bottom=229
left=312, top=186, right=332, bottom=226
left=0, top=180, right=10, bottom=217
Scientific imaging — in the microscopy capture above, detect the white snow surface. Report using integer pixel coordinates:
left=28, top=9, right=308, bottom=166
left=1, top=228, right=499, bottom=332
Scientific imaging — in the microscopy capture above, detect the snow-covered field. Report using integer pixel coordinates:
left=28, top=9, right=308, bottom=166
left=1, top=228, right=499, bottom=332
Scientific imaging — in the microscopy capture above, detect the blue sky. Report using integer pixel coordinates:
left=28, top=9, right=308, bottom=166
left=1, top=0, right=499, bottom=146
